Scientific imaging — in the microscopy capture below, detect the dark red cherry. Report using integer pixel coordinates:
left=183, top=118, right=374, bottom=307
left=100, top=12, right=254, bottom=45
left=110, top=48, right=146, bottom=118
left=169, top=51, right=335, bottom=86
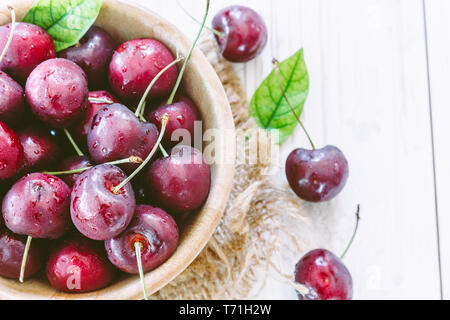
left=25, top=58, right=88, bottom=128
left=87, top=103, right=159, bottom=169
left=2, top=173, right=71, bottom=239
left=70, top=164, right=136, bottom=240
left=58, top=26, right=116, bottom=89
left=109, top=39, right=178, bottom=102
left=285, top=145, right=349, bottom=202
left=146, top=95, right=200, bottom=147
left=0, top=228, right=44, bottom=279
left=0, top=121, right=23, bottom=180
left=17, top=126, right=61, bottom=173
left=146, top=145, right=210, bottom=215
left=0, top=71, right=25, bottom=126
left=212, top=5, right=268, bottom=63
left=0, top=22, right=56, bottom=83
left=46, top=236, right=115, bottom=293
left=105, top=205, right=179, bottom=274
left=294, top=249, right=353, bottom=300
left=57, top=155, right=93, bottom=187
left=72, top=90, right=118, bottom=143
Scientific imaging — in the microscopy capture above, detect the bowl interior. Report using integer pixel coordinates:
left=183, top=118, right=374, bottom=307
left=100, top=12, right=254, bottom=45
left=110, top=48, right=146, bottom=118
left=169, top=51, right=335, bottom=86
left=0, top=0, right=235, bottom=299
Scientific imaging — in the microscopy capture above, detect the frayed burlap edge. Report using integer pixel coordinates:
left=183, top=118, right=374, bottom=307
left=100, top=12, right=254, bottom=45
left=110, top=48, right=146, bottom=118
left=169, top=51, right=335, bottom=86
left=153, top=34, right=309, bottom=300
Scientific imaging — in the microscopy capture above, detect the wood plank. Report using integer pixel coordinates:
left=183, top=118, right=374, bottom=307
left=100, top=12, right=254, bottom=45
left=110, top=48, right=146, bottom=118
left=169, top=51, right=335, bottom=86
left=125, top=0, right=442, bottom=299
left=424, top=0, right=450, bottom=299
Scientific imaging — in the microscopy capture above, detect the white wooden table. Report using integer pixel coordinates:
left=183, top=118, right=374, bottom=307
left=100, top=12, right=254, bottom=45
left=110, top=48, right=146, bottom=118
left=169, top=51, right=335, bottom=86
left=128, top=0, right=450, bottom=300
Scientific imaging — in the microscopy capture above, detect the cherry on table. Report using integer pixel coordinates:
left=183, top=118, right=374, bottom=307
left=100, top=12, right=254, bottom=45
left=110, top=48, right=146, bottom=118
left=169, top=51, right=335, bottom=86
left=285, top=145, right=349, bottom=202
left=108, top=38, right=179, bottom=102
left=25, top=58, right=88, bottom=128
left=46, top=236, right=115, bottom=293
left=212, top=5, right=268, bottom=63
left=70, top=164, right=136, bottom=241
left=0, top=228, right=44, bottom=279
left=146, top=95, right=201, bottom=147
left=146, top=145, right=211, bottom=215
left=58, top=26, right=116, bottom=90
left=57, top=155, right=93, bottom=187
left=294, top=249, right=353, bottom=300
left=72, top=90, right=118, bottom=143
left=17, top=125, right=61, bottom=174
left=0, top=71, right=25, bottom=126
left=0, top=121, right=23, bottom=180
left=0, top=22, right=56, bottom=83
left=87, top=103, right=159, bottom=170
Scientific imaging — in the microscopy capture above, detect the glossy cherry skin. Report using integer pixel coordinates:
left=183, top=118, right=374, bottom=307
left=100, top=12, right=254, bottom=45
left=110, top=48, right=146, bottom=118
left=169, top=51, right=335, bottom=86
left=212, top=6, right=268, bottom=63
left=105, top=205, right=179, bottom=274
left=46, top=236, right=115, bottom=293
left=2, top=173, right=71, bottom=239
left=25, top=58, right=88, bottom=128
left=146, top=96, right=201, bottom=147
left=294, top=249, right=353, bottom=300
left=57, top=155, right=93, bottom=187
left=87, top=103, right=159, bottom=169
left=0, top=121, right=23, bottom=180
left=0, top=71, right=25, bottom=126
left=0, top=22, right=56, bottom=83
left=18, top=126, right=61, bottom=173
left=285, top=145, right=349, bottom=202
left=109, top=39, right=178, bottom=102
left=58, top=26, right=116, bottom=90
left=146, top=145, right=211, bottom=215
left=72, top=90, right=118, bottom=142
left=0, top=228, right=44, bottom=279
left=70, top=164, right=136, bottom=241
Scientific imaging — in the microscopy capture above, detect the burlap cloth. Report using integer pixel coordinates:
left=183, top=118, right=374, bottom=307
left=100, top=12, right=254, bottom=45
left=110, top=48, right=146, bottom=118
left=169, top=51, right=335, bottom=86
left=154, top=35, right=310, bottom=300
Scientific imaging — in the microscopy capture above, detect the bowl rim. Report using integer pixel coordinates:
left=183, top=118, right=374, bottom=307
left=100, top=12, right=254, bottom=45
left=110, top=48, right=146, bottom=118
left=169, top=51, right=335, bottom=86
left=0, top=0, right=236, bottom=300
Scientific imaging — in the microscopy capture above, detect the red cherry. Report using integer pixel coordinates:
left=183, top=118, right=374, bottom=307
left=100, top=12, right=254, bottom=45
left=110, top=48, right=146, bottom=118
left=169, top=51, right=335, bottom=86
left=105, top=205, right=179, bottom=274
left=0, top=228, right=44, bottom=279
left=70, top=164, right=136, bottom=241
left=0, top=121, right=23, bottom=180
left=146, top=95, right=201, bottom=147
left=294, top=249, right=353, bottom=300
left=146, top=145, right=211, bottom=215
left=0, top=22, right=56, bottom=83
left=46, top=236, right=115, bottom=293
left=109, top=39, right=178, bottom=102
left=212, top=6, right=268, bottom=63
left=25, top=58, right=88, bottom=128
left=0, top=71, right=25, bottom=126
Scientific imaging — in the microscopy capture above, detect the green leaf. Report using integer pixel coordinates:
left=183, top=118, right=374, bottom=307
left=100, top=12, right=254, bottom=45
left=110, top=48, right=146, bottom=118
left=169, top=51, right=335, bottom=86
left=249, top=49, right=309, bottom=144
left=23, top=0, right=102, bottom=52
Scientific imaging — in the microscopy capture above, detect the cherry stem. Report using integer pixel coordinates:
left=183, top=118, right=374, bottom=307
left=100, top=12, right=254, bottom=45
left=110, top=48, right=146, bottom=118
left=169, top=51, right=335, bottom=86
left=167, top=0, right=211, bottom=105
left=43, top=156, right=144, bottom=176
left=176, top=0, right=224, bottom=38
left=88, top=97, right=115, bottom=104
left=19, top=236, right=32, bottom=283
left=159, top=144, right=169, bottom=157
left=135, top=57, right=185, bottom=118
left=134, top=242, right=149, bottom=300
left=0, top=6, right=15, bottom=64
left=272, top=58, right=315, bottom=150
left=64, top=129, right=84, bottom=157
left=341, top=204, right=361, bottom=259
left=112, top=114, right=169, bottom=194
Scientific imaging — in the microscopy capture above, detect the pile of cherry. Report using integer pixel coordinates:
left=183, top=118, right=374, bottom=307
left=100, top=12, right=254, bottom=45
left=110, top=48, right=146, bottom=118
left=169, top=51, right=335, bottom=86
left=0, top=6, right=218, bottom=295
left=0, top=2, right=355, bottom=300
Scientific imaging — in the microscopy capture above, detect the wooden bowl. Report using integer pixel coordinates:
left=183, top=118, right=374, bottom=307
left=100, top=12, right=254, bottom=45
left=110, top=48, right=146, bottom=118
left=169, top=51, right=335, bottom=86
left=0, top=0, right=235, bottom=299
